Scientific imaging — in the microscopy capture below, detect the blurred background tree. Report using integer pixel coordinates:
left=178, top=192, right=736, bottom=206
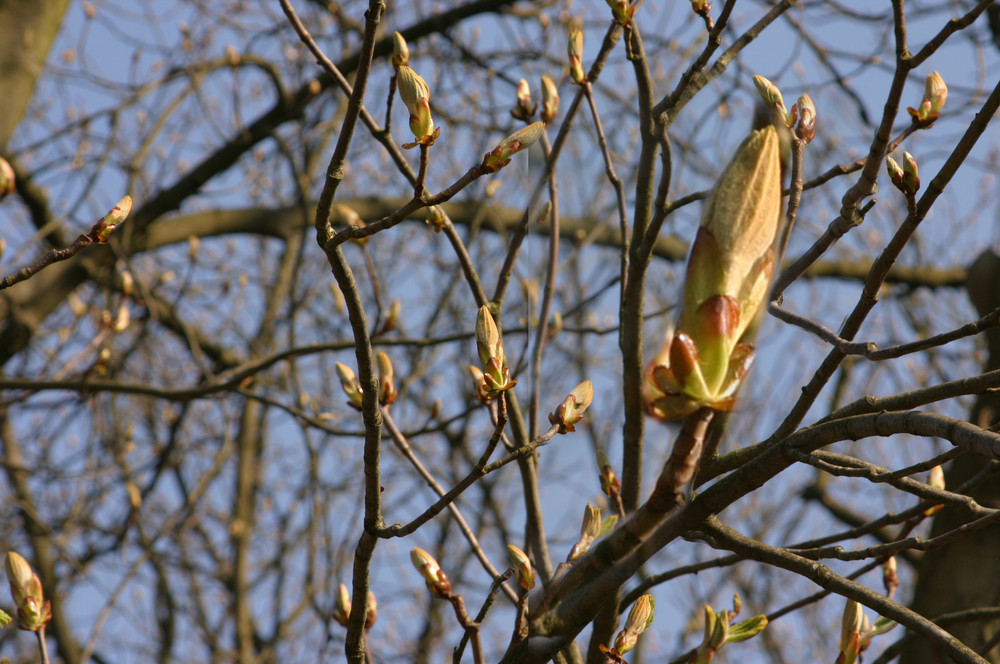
left=2, top=1, right=1000, bottom=663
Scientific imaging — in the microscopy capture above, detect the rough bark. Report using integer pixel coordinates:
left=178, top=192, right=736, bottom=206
left=902, top=250, right=1000, bottom=664
left=0, top=0, right=71, bottom=149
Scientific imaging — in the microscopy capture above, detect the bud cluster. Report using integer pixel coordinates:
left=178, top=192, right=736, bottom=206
left=886, top=151, right=919, bottom=196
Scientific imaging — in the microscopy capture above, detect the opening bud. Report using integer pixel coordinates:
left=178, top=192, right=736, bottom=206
left=468, top=365, right=491, bottom=403
left=908, top=70, right=947, bottom=126
left=548, top=380, right=593, bottom=433
left=397, top=65, right=437, bottom=144
left=482, top=122, right=545, bottom=173
left=540, top=75, right=559, bottom=125
left=611, top=594, right=654, bottom=654
left=391, top=31, right=409, bottom=69
left=410, top=547, right=451, bottom=599
left=506, top=545, right=535, bottom=591
left=335, top=362, right=364, bottom=410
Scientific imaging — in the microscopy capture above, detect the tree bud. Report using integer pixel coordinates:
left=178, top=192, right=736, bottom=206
left=568, top=26, right=585, bottom=84
left=548, top=380, right=593, bottom=433
left=752, top=75, right=789, bottom=124
left=5, top=552, right=52, bottom=632
left=335, top=362, right=364, bottom=410
left=908, top=70, right=947, bottom=125
left=376, top=352, right=397, bottom=407
left=506, top=545, right=535, bottom=591
left=94, top=195, right=133, bottom=244
left=510, top=78, right=536, bottom=122
left=410, top=547, right=451, bottom=599
left=391, top=31, right=409, bottom=69
left=540, top=75, right=559, bottom=124
left=333, top=583, right=351, bottom=626
left=482, top=122, right=545, bottom=173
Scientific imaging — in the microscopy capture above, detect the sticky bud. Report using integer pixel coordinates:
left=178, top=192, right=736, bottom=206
left=482, top=122, right=544, bottom=173
left=549, top=380, right=594, bottom=433
left=94, top=195, right=133, bottom=244
left=613, top=594, right=654, bottom=654
left=410, top=547, right=451, bottom=599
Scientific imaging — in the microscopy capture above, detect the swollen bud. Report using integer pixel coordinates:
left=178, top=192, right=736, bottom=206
left=475, top=306, right=516, bottom=396
left=410, top=547, right=452, bottom=599
left=391, top=31, right=409, bottom=69
left=396, top=65, right=437, bottom=145
left=334, top=583, right=351, bottom=626
left=792, top=93, right=816, bottom=143
left=604, top=0, right=635, bottom=24
left=924, top=464, right=945, bottom=516
left=540, top=75, right=559, bottom=125
left=611, top=594, right=654, bottom=654
left=5, top=552, right=52, bottom=632
left=902, top=151, right=920, bottom=194
left=376, top=352, right=397, bottom=407
left=568, top=25, right=585, bottom=84
left=510, top=79, right=537, bottom=122
left=335, top=362, right=364, bottom=410
left=94, top=195, right=133, bottom=244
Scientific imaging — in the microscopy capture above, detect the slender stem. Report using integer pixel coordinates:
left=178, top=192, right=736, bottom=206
left=37, top=626, right=51, bottom=664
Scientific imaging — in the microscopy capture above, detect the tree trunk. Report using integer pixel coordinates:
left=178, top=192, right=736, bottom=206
left=901, top=250, right=1000, bottom=663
